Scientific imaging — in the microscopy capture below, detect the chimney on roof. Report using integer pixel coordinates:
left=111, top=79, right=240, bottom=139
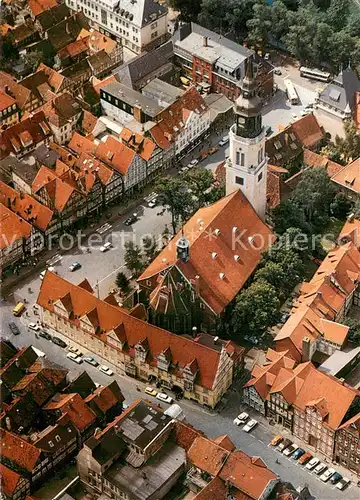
left=214, top=336, right=219, bottom=344
left=232, top=226, right=238, bottom=234
left=219, top=273, right=225, bottom=280
left=234, top=255, right=239, bottom=262
left=65, top=23, right=70, bottom=35
left=94, top=427, right=101, bottom=438
left=192, top=326, right=197, bottom=337
left=5, top=417, right=11, bottom=431
left=301, top=336, right=312, bottom=362
left=133, top=103, right=142, bottom=123
left=211, top=252, right=217, bottom=259
left=347, top=213, right=355, bottom=223
left=202, top=36, right=208, bottom=47
left=214, top=228, right=220, bottom=236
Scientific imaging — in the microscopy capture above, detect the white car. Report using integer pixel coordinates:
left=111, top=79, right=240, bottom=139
left=67, top=346, right=83, bottom=356
left=305, top=457, right=320, bottom=470
left=219, top=135, right=229, bottom=146
left=283, top=444, right=298, bottom=456
left=156, top=392, right=173, bottom=404
left=148, top=197, right=158, bottom=208
left=28, top=322, right=40, bottom=331
left=66, top=352, right=83, bottom=364
left=291, top=113, right=297, bottom=119
left=188, top=159, right=199, bottom=167
left=336, top=477, right=350, bottom=490
left=40, top=266, right=57, bottom=280
left=233, top=412, right=249, bottom=426
left=180, top=166, right=189, bottom=174
left=314, top=462, right=327, bottom=475
left=99, top=365, right=113, bottom=376
left=242, top=419, right=258, bottom=432
left=320, top=468, right=335, bottom=482
left=100, top=242, right=112, bottom=252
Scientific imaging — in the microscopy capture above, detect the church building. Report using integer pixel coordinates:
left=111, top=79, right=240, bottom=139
left=137, top=58, right=274, bottom=334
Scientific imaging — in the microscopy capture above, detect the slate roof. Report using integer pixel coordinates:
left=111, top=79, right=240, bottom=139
left=36, top=4, right=70, bottom=31
left=317, top=67, right=360, bottom=113
left=114, top=40, right=173, bottom=88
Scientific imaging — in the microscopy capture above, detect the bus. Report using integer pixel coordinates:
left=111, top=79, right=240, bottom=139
left=13, top=302, right=25, bottom=316
left=284, top=79, right=299, bottom=105
left=300, top=66, right=331, bottom=82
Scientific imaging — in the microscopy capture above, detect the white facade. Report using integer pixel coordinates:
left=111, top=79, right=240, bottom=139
left=226, top=123, right=267, bottom=220
left=65, top=0, right=168, bottom=55
left=175, top=109, right=211, bottom=155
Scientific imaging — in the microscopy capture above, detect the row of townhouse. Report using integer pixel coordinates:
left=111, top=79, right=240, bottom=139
left=0, top=340, right=125, bottom=499
left=99, top=81, right=211, bottom=159
left=243, top=225, right=360, bottom=475
left=77, top=397, right=281, bottom=500
left=36, top=271, right=244, bottom=409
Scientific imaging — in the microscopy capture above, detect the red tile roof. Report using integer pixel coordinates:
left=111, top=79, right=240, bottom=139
left=339, top=217, right=360, bottom=249
left=81, top=110, right=98, bottom=135
left=37, top=64, right=65, bottom=94
left=267, top=171, right=291, bottom=209
left=0, top=72, right=31, bottom=110
left=139, top=190, right=275, bottom=314
left=219, top=450, right=277, bottom=499
left=331, top=158, right=360, bottom=194
left=0, top=203, right=32, bottom=249
left=84, top=384, right=119, bottom=413
left=0, top=89, right=16, bottom=112
left=58, top=37, right=89, bottom=60
left=194, top=477, right=227, bottom=499
left=32, top=166, right=76, bottom=212
left=213, top=435, right=236, bottom=452
left=68, top=131, right=97, bottom=156
left=156, top=87, right=208, bottom=143
left=0, top=111, right=52, bottom=159
left=173, top=420, right=203, bottom=451
left=0, top=463, right=24, bottom=496
left=1, top=429, right=41, bottom=472
left=95, top=135, right=135, bottom=175
left=290, top=114, right=324, bottom=147
left=149, top=124, right=171, bottom=150
left=120, top=128, right=156, bottom=161
left=188, top=436, right=230, bottom=476
left=44, top=393, right=96, bottom=431
left=303, top=149, right=343, bottom=177
left=28, top=0, right=57, bottom=16
left=0, top=180, right=53, bottom=231
left=37, top=272, right=238, bottom=390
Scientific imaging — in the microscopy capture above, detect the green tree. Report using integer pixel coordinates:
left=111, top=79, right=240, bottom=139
left=330, top=192, right=352, bottom=219
left=184, top=166, right=214, bottom=209
left=343, top=317, right=360, bottom=345
left=169, top=0, right=201, bottom=21
left=124, top=241, right=144, bottom=277
left=233, top=279, right=281, bottom=336
left=142, top=235, right=159, bottom=263
left=292, top=167, right=335, bottom=225
left=334, top=120, right=360, bottom=163
left=116, top=272, right=130, bottom=293
left=254, top=261, right=287, bottom=292
left=326, top=0, right=349, bottom=31
left=246, top=2, right=272, bottom=46
left=156, top=177, right=193, bottom=234
left=0, top=36, right=19, bottom=68
left=271, top=199, right=310, bottom=235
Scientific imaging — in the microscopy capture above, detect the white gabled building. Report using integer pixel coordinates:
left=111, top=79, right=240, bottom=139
left=65, top=0, right=168, bottom=55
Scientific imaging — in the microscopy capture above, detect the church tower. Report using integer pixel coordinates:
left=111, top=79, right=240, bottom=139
left=225, top=56, right=267, bottom=220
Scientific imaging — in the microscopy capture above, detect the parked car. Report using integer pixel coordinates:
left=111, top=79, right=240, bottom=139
left=336, top=478, right=350, bottom=490
left=67, top=346, right=82, bottom=356
left=292, top=448, right=305, bottom=460
left=320, top=468, right=335, bottom=482
left=270, top=435, right=282, bottom=447
left=233, top=412, right=249, bottom=426
left=69, top=262, right=81, bottom=272
left=291, top=113, right=297, bottom=119
left=179, top=166, right=189, bottom=175
left=100, top=242, right=112, bottom=252
left=189, top=159, right=199, bottom=167
left=28, top=322, right=40, bottom=332
left=145, top=387, right=158, bottom=397
left=198, top=152, right=208, bottom=162
left=305, top=457, right=320, bottom=470
left=274, top=67, right=282, bottom=75
left=52, top=336, right=67, bottom=348
left=40, top=266, right=57, bottom=280
left=148, top=196, right=158, bottom=208
left=242, top=419, right=258, bottom=432
left=278, top=438, right=292, bottom=452
left=244, top=335, right=259, bottom=345
left=208, top=146, right=219, bottom=155
left=156, top=392, right=173, bottom=404
left=298, top=452, right=312, bottom=465
left=283, top=444, right=299, bottom=456
left=314, top=462, right=327, bottom=475
left=67, top=352, right=83, bottom=364
left=39, top=330, right=52, bottom=340
left=124, top=213, right=138, bottom=226
left=219, top=135, right=229, bottom=146
left=330, top=472, right=342, bottom=485
left=99, top=365, right=113, bottom=376
left=9, top=322, right=20, bottom=335
left=83, top=356, right=99, bottom=367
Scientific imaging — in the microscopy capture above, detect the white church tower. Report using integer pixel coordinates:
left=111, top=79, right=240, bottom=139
left=226, top=56, right=267, bottom=220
